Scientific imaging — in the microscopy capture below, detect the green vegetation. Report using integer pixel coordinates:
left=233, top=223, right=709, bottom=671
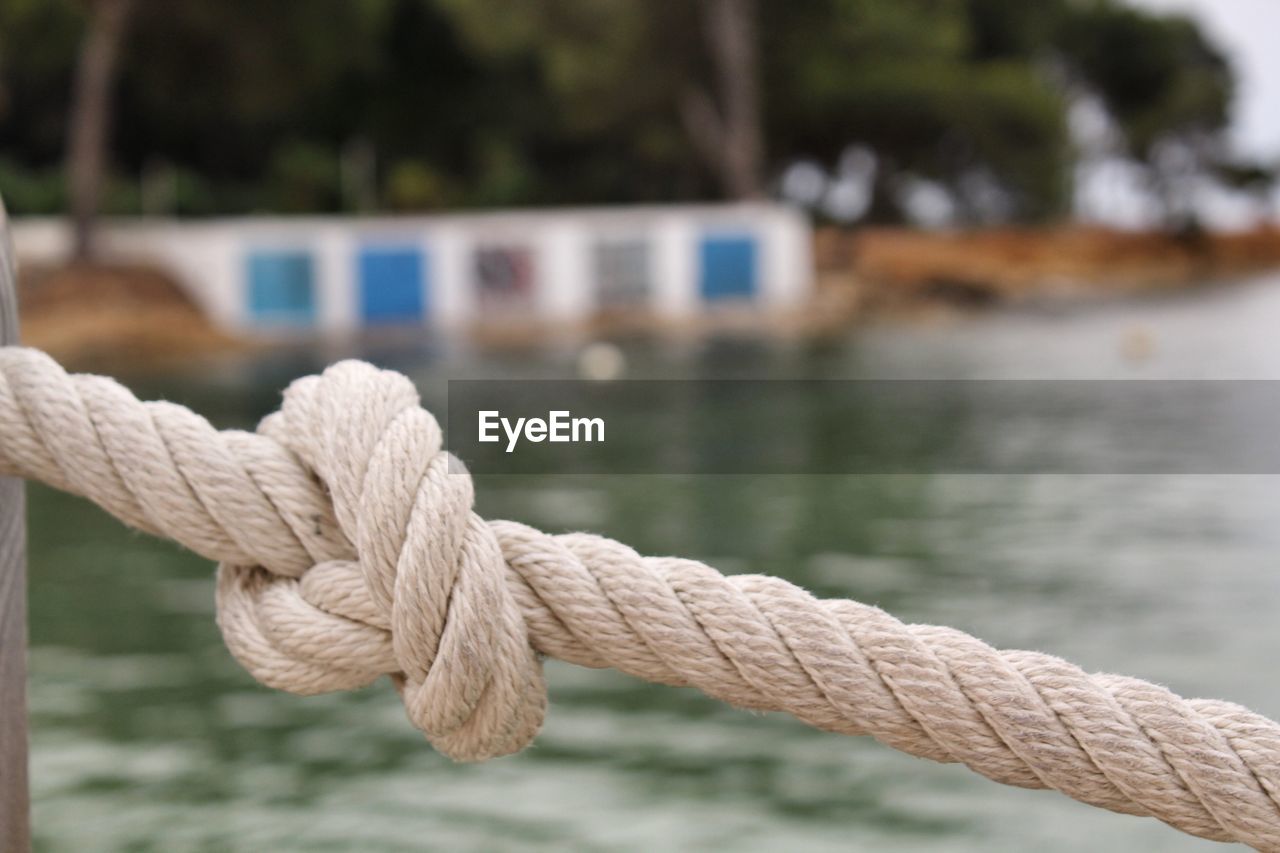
left=0, top=0, right=1263, bottom=230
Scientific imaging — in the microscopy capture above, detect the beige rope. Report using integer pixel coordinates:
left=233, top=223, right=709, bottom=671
left=2, top=346, right=1279, bottom=848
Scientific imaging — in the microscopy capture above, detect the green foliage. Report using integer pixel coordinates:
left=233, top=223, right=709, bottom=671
left=963, top=0, right=1061, bottom=61
left=766, top=0, right=1070, bottom=219
left=1050, top=1, right=1235, bottom=225
left=384, top=159, right=454, bottom=210
left=0, top=0, right=83, bottom=166
left=0, top=0, right=1250, bottom=222
left=267, top=141, right=341, bottom=213
left=0, top=157, right=65, bottom=213
left=1055, top=1, right=1232, bottom=158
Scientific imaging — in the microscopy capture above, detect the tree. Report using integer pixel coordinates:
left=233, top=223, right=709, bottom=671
left=437, top=0, right=768, bottom=201
left=434, top=0, right=717, bottom=202
left=765, top=0, right=1071, bottom=222
left=1053, top=1, right=1234, bottom=226
left=0, top=0, right=1245, bottom=224
left=66, top=0, right=134, bottom=260
left=681, top=0, right=764, bottom=199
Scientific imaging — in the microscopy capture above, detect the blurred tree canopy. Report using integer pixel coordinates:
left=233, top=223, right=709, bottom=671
left=0, top=0, right=1253, bottom=225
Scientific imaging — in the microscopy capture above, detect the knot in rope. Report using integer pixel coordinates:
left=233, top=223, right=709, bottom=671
left=219, top=361, right=546, bottom=761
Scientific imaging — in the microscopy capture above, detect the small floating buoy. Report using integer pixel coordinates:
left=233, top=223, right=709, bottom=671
left=1120, top=327, right=1154, bottom=363
left=576, top=341, right=626, bottom=381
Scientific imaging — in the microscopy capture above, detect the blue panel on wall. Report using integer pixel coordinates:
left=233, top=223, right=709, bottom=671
left=246, top=250, right=316, bottom=326
left=358, top=244, right=427, bottom=325
left=699, top=234, right=758, bottom=301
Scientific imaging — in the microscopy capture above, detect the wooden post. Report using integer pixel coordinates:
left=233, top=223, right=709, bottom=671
left=0, top=199, right=28, bottom=849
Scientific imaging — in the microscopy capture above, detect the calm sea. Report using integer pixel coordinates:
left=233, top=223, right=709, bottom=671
left=25, top=276, right=1280, bottom=851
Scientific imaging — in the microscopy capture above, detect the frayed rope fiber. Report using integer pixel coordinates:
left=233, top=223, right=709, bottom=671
left=2, top=346, right=1280, bottom=848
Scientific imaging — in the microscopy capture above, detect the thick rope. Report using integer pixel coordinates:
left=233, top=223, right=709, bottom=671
left=2, top=346, right=1279, bottom=848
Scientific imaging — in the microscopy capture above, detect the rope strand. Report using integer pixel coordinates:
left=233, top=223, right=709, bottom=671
left=2, top=346, right=1278, bottom=848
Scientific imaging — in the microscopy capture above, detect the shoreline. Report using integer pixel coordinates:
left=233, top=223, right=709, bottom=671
left=816, top=224, right=1280, bottom=311
left=16, top=224, right=1280, bottom=367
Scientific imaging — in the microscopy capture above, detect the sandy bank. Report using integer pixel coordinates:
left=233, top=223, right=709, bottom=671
left=15, top=263, right=244, bottom=368
left=816, top=225, right=1280, bottom=315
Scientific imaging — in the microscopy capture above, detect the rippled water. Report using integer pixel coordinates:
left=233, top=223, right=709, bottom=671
left=24, top=278, right=1280, bottom=851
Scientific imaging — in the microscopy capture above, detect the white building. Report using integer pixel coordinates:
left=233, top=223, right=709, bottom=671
left=12, top=204, right=812, bottom=335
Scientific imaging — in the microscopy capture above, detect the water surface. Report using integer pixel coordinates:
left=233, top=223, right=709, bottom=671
left=25, top=278, right=1280, bottom=851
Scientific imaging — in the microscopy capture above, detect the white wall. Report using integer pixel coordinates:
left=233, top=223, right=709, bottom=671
left=11, top=204, right=813, bottom=334
left=652, top=215, right=699, bottom=318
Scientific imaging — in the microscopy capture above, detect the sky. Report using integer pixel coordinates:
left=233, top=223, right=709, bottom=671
left=1129, top=0, right=1280, bottom=160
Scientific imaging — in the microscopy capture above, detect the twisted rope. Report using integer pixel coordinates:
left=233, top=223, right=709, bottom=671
left=2, top=347, right=1279, bottom=848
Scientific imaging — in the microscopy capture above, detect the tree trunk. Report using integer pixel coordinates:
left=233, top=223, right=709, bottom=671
left=682, top=0, right=764, bottom=200
left=67, top=0, right=134, bottom=262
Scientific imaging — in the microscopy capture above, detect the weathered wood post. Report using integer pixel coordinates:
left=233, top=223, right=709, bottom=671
left=0, top=199, right=28, bottom=849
